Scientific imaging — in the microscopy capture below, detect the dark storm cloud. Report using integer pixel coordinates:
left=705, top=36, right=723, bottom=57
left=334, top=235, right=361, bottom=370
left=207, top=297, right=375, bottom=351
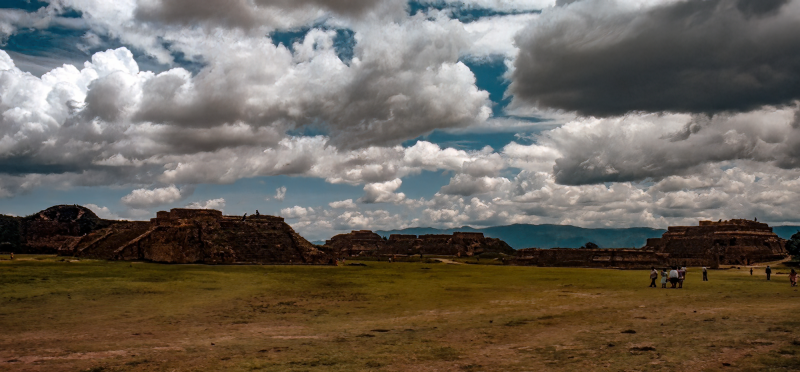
left=0, top=155, right=81, bottom=175
left=510, top=0, right=800, bottom=116
left=736, top=0, right=790, bottom=17
left=772, top=109, right=800, bottom=169
left=154, top=125, right=283, bottom=155
left=135, top=0, right=262, bottom=29
left=134, top=0, right=403, bottom=28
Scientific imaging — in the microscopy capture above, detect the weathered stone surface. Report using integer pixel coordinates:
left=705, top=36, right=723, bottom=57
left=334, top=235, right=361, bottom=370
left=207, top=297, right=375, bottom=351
left=513, top=219, right=788, bottom=268
left=325, top=230, right=386, bottom=257
left=0, top=205, right=330, bottom=264
left=66, top=209, right=331, bottom=265
left=643, top=219, right=786, bottom=266
left=68, top=221, right=152, bottom=259
left=514, top=248, right=666, bottom=269
left=0, top=205, right=113, bottom=254
left=325, top=230, right=515, bottom=257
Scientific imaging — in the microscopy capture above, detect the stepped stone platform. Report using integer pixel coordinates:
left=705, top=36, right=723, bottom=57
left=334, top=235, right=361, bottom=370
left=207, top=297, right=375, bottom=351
left=0, top=206, right=330, bottom=265
left=513, top=219, right=788, bottom=268
left=324, top=230, right=514, bottom=258
left=643, top=219, right=787, bottom=266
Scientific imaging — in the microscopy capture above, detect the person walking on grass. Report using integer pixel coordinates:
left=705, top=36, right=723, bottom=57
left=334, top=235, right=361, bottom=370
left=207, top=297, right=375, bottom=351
left=678, top=267, right=686, bottom=288
left=750, top=267, right=753, bottom=276
left=661, top=268, right=668, bottom=288
left=766, top=265, right=772, bottom=281
left=649, top=267, right=658, bottom=288
left=702, top=267, right=708, bottom=281
left=790, top=269, right=797, bottom=287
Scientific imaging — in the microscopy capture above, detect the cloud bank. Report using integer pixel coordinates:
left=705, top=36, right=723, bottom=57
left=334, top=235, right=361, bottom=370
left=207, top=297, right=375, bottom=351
left=4, top=0, right=800, bottom=241
left=511, top=0, right=800, bottom=116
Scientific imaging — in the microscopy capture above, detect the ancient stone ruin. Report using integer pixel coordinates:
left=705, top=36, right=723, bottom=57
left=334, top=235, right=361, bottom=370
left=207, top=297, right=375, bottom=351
left=0, top=205, right=113, bottom=254
left=324, top=230, right=515, bottom=258
left=1, top=206, right=330, bottom=265
left=77, top=208, right=330, bottom=264
left=513, top=248, right=666, bottom=269
left=2, top=206, right=789, bottom=268
left=643, top=219, right=787, bottom=266
left=513, top=219, right=788, bottom=268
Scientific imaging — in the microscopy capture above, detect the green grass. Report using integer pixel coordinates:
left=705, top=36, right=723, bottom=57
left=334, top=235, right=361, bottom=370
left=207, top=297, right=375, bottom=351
left=1, top=255, right=799, bottom=371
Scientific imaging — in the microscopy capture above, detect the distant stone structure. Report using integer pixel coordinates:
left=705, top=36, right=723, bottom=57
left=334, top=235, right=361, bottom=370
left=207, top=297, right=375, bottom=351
left=325, top=230, right=386, bottom=257
left=324, top=230, right=514, bottom=258
left=0, top=205, right=113, bottom=254
left=0, top=205, right=330, bottom=265
left=4, top=207, right=789, bottom=268
left=70, top=208, right=330, bottom=264
left=513, top=248, right=666, bottom=268
left=643, top=219, right=787, bottom=266
left=513, top=219, right=788, bottom=268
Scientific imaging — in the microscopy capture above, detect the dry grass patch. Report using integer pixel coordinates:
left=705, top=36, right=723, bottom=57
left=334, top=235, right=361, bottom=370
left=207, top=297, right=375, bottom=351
left=1, top=256, right=799, bottom=371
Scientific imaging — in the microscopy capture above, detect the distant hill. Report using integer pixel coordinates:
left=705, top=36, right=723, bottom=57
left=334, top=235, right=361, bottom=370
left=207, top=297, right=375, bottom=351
left=376, top=224, right=667, bottom=249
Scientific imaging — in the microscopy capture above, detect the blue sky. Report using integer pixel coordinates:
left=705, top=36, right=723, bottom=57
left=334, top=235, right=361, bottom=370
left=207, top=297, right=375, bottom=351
left=2, top=0, right=800, bottom=240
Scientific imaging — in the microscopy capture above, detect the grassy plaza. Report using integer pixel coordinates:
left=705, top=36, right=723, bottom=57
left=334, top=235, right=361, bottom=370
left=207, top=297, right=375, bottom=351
left=1, top=255, right=799, bottom=371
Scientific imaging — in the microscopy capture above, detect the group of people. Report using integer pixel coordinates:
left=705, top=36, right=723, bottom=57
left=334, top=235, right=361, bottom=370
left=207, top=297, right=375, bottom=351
left=650, top=265, right=799, bottom=287
left=650, top=266, right=688, bottom=288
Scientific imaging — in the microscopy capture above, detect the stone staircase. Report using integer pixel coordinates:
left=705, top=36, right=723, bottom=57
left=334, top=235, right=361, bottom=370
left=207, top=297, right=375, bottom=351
left=112, top=225, right=162, bottom=260
left=72, top=223, right=151, bottom=259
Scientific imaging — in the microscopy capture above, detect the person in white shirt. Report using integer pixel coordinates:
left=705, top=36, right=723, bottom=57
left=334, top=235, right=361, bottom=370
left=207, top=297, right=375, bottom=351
left=668, top=267, right=680, bottom=288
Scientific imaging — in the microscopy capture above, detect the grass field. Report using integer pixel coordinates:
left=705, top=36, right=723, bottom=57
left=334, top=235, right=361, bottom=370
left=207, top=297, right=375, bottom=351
left=1, top=255, right=799, bottom=372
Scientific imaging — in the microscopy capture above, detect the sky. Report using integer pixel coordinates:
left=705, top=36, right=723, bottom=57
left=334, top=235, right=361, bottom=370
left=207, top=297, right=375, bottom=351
left=1, top=0, right=800, bottom=241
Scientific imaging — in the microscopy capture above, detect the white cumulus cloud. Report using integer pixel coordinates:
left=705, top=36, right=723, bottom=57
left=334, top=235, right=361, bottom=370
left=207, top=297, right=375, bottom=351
left=120, top=185, right=190, bottom=208
left=281, top=205, right=315, bottom=219
left=185, top=198, right=226, bottom=211
left=84, top=204, right=120, bottom=220
left=329, top=199, right=357, bottom=209
left=273, top=186, right=287, bottom=201
left=359, top=178, right=406, bottom=204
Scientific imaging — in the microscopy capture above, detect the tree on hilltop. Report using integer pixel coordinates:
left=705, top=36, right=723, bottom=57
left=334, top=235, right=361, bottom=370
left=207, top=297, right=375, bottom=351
left=786, top=232, right=800, bottom=260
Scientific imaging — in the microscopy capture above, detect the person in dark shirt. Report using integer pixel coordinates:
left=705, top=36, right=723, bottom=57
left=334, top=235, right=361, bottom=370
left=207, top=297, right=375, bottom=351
left=766, top=266, right=772, bottom=281
left=649, top=267, right=658, bottom=288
